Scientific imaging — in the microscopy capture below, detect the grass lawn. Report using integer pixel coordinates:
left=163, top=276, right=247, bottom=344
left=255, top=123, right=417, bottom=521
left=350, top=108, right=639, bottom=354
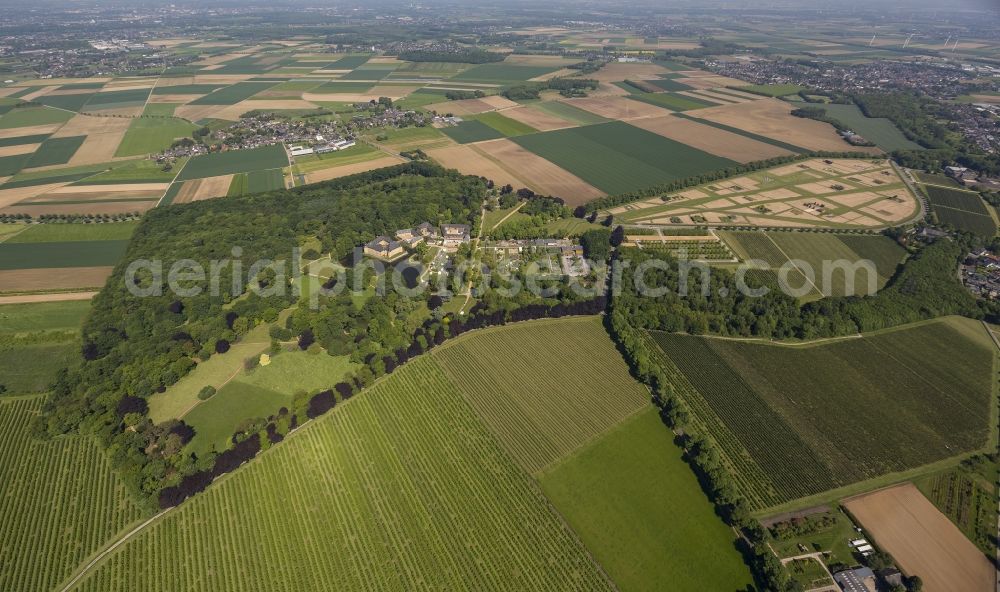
left=539, top=408, right=755, bottom=592
left=115, top=114, right=198, bottom=157
left=183, top=381, right=289, bottom=455
left=0, top=341, right=79, bottom=393
left=240, top=349, right=358, bottom=394
left=0, top=300, right=91, bottom=333
left=768, top=509, right=858, bottom=565
left=5, top=222, right=137, bottom=243
left=512, top=121, right=736, bottom=194
left=176, top=144, right=288, bottom=180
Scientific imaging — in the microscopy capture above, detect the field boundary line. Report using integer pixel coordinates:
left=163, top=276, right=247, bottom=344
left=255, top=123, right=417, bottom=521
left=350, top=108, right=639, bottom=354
left=761, top=232, right=823, bottom=297
left=57, top=509, right=173, bottom=592
left=489, top=200, right=525, bottom=231
left=533, top=404, right=652, bottom=479
left=155, top=158, right=191, bottom=207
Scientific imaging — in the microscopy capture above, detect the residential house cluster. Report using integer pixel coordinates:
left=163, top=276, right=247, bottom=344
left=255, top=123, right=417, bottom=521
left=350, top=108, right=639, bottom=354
left=962, top=249, right=1000, bottom=300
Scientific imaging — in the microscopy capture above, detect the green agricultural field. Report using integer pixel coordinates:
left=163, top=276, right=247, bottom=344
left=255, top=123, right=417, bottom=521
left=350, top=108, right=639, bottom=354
left=0, top=396, right=143, bottom=592
left=35, top=92, right=96, bottom=112
left=247, top=168, right=286, bottom=193
left=291, top=143, right=380, bottom=174
left=339, top=67, right=393, bottom=81
left=24, top=135, right=86, bottom=168
left=115, top=114, right=198, bottom=156
left=471, top=111, right=537, bottom=136
left=0, top=106, right=74, bottom=129
left=738, top=83, right=807, bottom=97
left=540, top=409, right=755, bottom=592
left=532, top=100, right=609, bottom=125
left=324, top=54, right=370, bottom=69
left=0, top=132, right=51, bottom=147
left=0, top=300, right=91, bottom=333
left=913, top=171, right=961, bottom=187
left=923, top=184, right=997, bottom=237
left=817, top=103, right=922, bottom=152
left=1, top=160, right=137, bottom=189
left=309, top=80, right=374, bottom=94
left=75, top=158, right=183, bottom=185
left=512, top=121, right=737, bottom=195
left=72, top=357, right=615, bottom=592
left=176, top=144, right=288, bottom=180
left=188, top=81, right=278, bottom=106
left=0, top=239, right=129, bottom=269
left=627, top=92, right=716, bottom=111
left=150, top=84, right=224, bottom=95
left=366, top=125, right=445, bottom=147
left=723, top=231, right=907, bottom=297
left=83, top=88, right=152, bottom=111
left=452, top=63, right=560, bottom=82
left=0, top=153, right=30, bottom=175
left=648, top=316, right=997, bottom=511
left=646, top=78, right=695, bottom=92
left=440, top=119, right=505, bottom=144
left=434, top=317, right=649, bottom=473
left=5, top=222, right=137, bottom=243
left=0, top=341, right=79, bottom=393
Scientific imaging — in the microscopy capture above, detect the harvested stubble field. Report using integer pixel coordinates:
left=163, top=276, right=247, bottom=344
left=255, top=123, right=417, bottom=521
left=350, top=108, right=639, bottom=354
left=844, top=484, right=995, bottom=592
left=470, top=139, right=606, bottom=205
left=688, top=98, right=879, bottom=153
left=647, top=317, right=996, bottom=511
left=627, top=115, right=793, bottom=163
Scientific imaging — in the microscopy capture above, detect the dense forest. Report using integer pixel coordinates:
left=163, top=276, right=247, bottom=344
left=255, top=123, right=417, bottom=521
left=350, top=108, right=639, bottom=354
left=39, top=163, right=485, bottom=506
left=612, top=237, right=989, bottom=341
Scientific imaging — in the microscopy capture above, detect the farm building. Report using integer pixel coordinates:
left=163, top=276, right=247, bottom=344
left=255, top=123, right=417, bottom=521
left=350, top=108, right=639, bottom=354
left=363, top=236, right=405, bottom=260
left=441, top=224, right=471, bottom=246
left=832, top=566, right=876, bottom=592
left=290, top=146, right=314, bottom=157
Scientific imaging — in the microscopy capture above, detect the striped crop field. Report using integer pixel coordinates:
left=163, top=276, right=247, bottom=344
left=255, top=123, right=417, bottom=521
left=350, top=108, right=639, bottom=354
left=0, top=396, right=144, bottom=592
left=434, top=317, right=650, bottom=474
left=69, top=357, right=615, bottom=592
left=647, top=316, right=997, bottom=511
